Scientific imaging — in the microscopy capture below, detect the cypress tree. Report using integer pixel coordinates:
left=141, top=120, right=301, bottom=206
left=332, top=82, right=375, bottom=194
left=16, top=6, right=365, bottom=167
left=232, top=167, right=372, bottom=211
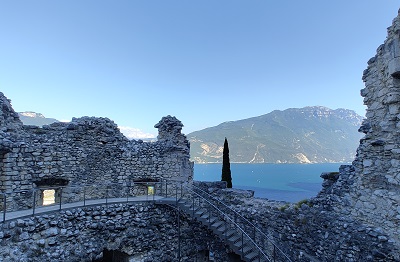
left=221, top=137, right=232, bottom=188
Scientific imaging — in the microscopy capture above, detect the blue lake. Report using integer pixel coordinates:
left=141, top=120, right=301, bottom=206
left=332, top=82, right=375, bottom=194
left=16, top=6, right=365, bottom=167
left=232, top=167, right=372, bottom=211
left=194, top=163, right=347, bottom=202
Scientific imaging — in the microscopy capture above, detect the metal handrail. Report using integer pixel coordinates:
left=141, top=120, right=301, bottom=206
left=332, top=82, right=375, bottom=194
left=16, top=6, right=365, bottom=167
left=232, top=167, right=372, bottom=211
left=0, top=181, right=165, bottom=222
left=184, top=187, right=271, bottom=261
left=189, top=185, right=292, bottom=261
left=0, top=180, right=291, bottom=261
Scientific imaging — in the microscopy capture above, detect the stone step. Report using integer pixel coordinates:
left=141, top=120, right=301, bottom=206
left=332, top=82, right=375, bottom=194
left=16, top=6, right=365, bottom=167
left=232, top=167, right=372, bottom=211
left=202, top=216, right=218, bottom=225
left=176, top=197, right=271, bottom=262
left=244, top=251, right=260, bottom=262
left=194, top=208, right=207, bottom=217
left=224, top=229, right=237, bottom=238
left=216, top=224, right=237, bottom=238
left=228, top=234, right=241, bottom=244
left=210, top=220, right=224, bottom=229
left=242, top=245, right=254, bottom=255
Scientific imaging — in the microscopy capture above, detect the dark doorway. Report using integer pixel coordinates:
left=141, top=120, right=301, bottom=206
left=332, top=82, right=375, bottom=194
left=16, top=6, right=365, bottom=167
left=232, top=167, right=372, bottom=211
left=93, top=249, right=129, bottom=262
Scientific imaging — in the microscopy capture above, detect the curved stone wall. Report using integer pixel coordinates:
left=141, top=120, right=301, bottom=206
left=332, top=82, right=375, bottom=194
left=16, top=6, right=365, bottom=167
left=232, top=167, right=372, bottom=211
left=0, top=202, right=229, bottom=262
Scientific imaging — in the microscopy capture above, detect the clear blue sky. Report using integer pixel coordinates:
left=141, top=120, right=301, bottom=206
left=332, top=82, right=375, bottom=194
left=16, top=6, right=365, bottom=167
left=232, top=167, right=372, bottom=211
left=1, top=1, right=398, bottom=138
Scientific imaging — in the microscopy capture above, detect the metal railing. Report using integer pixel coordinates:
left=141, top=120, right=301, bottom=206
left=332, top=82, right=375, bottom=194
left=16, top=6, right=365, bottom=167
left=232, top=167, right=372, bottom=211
left=0, top=181, right=164, bottom=222
left=0, top=180, right=292, bottom=261
left=177, top=184, right=292, bottom=262
left=183, top=187, right=270, bottom=261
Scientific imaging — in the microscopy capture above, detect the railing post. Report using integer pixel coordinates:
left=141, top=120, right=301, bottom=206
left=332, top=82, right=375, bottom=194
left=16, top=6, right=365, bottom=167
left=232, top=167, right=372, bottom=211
left=178, top=205, right=181, bottom=262
left=175, top=185, right=177, bottom=203
left=3, top=194, right=6, bottom=222
left=127, top=185, right=130, bottom=202
left=224, top=218, right=227, bottom=239
left=106, top=186, right=108, bottom=206
left=241, top=231, right=244, bottom=257
left=208, top=203, right=211, bottom=224
left=165, top=180, right=168, bottom=198
left=83, top=186, right=86, bottom=206
left=32, top=189, right=36, bottom=216
left=192, top=196, right=195, bottom=217
left=59, top=187, right=62, bottom=211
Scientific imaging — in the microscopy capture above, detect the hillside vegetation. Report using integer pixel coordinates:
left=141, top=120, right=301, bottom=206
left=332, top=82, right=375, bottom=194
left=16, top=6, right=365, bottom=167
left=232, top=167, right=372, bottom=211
left=188, top=106, right=363, bottom=164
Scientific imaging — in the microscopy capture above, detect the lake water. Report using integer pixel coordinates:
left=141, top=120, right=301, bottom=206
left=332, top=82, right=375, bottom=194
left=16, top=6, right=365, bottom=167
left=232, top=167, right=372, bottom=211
left=194, top=163, right=347, bottom=203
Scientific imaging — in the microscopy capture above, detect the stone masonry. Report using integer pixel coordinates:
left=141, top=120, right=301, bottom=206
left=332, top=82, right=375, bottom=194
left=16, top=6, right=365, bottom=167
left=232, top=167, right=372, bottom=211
left=0, top=202, right=232, bottom=262
left=320, top=8, right=400, bottom=253
left=187, top=8, right=400, bottom=261
left=2, top=7, right=400, bottom=262
left=0, top=95, right=193, bottom=211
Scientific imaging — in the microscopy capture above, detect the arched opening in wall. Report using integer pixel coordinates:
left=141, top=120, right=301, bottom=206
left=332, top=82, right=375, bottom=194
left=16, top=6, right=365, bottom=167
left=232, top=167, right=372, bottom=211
left=92, top=249, right=129, bottom=262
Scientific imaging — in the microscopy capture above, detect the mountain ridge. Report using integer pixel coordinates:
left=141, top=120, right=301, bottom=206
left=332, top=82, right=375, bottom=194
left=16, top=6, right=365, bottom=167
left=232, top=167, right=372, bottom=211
left=18, top=111, right=59, bottom=127
left=188, top=106, right=364, bottom=164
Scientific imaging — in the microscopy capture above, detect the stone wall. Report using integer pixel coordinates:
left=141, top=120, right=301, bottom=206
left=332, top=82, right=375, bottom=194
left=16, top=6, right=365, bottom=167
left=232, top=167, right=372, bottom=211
left=318, top=8, right=400, bottom=251
left=0, top=202, right=232, bottom=262
left=1, top=7, right=400, bottom=262
left=224, top=10, right=400, bottom=260
left=210, top=186, right=396, bottom=261
left=203, top=9, right=400, bottom=260
left=0, top=93, right=193, bottom=211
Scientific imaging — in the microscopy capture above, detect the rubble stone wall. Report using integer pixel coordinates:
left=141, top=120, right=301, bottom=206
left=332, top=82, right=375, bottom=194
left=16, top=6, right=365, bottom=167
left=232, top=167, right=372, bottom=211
left=322, top=9, right=400, bottom=250
left=0, top=202, right=230, bottom=262
left=1, top=7, right=400, bottom=262
left=0, top=94, right=193, bottom=211
left=196, top=9, right=400, bottom=260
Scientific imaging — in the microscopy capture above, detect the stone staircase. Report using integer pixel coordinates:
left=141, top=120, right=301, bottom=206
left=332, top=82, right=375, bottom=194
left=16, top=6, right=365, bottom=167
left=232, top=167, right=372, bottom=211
left=159, top=185, right=292, bottom=262
left=177, top=198, right=265, bottom=262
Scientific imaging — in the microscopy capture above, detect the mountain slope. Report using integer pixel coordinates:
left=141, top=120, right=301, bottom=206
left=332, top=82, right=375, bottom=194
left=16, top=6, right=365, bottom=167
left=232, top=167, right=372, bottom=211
left=18, top=112, right=59, bottom=126
left=188, top=106, right=364, bottom=164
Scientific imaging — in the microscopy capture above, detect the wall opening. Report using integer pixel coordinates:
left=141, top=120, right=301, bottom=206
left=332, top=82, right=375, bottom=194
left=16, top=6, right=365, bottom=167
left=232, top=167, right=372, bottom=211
left=92, top=249, right=129, bottom=262
left=42, top=189, right=55, bottom=206
left=147, top=185, right=155, bottom=195
left=130, top=178, right=159, bottom=196
left=33, top=178, right=69, bottom=207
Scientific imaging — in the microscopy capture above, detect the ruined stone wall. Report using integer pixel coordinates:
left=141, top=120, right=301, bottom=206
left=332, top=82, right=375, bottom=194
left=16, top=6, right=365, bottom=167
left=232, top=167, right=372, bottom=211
left=205, top=182, right=396, bottom=261
left=0, top=93, right=193, bottom=211
left=317, top=9, right=400, bottom=251
left=208, top=9, right=400, bottom=260
left=0, top=202, right=231, bottom=262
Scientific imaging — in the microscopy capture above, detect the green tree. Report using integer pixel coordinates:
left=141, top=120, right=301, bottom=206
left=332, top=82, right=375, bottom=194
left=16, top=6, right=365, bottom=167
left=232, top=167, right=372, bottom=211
left=221, top=137, right=232, bottom=188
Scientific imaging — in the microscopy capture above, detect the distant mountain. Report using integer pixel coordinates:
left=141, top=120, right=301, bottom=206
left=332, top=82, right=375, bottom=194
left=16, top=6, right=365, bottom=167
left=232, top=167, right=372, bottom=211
left=17, top=111, right=157, bottom=141
left=18, top=111, right=59, bottom=126
left=188, top=106, right=364, bottom=164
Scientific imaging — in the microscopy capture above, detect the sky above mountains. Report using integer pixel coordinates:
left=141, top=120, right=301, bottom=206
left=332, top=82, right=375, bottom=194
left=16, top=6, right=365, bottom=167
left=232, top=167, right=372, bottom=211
left=1, top=1, right=398, bottom=138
